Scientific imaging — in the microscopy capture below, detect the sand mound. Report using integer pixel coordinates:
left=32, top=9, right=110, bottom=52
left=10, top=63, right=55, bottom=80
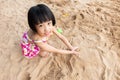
left=0, top=0, right=120, bottom=80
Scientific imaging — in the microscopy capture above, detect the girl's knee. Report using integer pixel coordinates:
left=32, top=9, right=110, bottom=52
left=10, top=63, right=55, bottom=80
left=39, top=51, right=49, bottom=57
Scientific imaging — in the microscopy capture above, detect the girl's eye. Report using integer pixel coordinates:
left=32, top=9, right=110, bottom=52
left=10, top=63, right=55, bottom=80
left=39, top=25, right=42, bottom=27
left=48, top=22, right=51, bottom=25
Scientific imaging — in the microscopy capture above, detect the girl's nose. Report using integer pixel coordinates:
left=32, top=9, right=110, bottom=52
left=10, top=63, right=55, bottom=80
left=45, top=26, right=50, bottom=32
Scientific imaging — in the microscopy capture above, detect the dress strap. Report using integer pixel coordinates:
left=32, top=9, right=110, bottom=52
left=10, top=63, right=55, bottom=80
left=26, top=33, right=32, bottom=41
left=25, top=31, right=48, bottom=43
left=34, top=37, right=48, bottom=43
left=34, top=40, right=43, bottom=43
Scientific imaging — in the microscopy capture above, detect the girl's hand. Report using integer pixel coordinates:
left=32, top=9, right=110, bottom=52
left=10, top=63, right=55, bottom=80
left=71, top=47, right=79, bottom=56
left=72, top=47, right=78, bottom=51
left=72, top=51, right=80, bottom=56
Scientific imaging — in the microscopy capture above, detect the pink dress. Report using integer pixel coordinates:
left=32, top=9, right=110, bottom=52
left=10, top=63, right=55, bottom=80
left=20, top=32, right=47, bottom=59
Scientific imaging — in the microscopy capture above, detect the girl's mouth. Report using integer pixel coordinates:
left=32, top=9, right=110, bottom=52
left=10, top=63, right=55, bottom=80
left=45, top=32, right=50, bottom=36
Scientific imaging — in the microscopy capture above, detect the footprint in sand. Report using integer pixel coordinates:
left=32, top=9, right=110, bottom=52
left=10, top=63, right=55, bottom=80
left=72, top=15, right=77, bottom=20
left=80, top=13, right=84, bottom=19
left=96, top=7, right=102, bottom=12
left=18, top=71, right=31, bottom=80
left=72, top=13, right=84, bottom=20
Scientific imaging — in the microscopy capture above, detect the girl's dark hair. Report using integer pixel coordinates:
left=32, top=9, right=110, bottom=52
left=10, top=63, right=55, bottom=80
left=28, top=4, right=56, bottom=32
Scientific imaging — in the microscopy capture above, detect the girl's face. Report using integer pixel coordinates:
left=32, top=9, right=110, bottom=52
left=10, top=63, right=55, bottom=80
left=35, top=20, right=53, bottom=37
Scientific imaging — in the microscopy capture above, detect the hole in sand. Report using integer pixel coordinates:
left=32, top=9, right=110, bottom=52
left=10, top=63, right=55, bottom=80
left=72, top=15, right=77, bottom=20
left=80, top=13, right=84, bottom=19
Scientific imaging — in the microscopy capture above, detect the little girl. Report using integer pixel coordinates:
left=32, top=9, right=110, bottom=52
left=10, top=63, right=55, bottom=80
left=21, top=4, right=79, bottom=58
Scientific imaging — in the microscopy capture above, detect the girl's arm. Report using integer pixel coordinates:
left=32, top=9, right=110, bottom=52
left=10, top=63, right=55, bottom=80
left=35, top=42, right=77, bottom=55
left=52, top=27, right=73, bottom=50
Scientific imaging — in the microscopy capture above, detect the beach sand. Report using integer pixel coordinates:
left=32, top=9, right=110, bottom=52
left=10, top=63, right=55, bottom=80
left=0, top=0, right=120, bottom=80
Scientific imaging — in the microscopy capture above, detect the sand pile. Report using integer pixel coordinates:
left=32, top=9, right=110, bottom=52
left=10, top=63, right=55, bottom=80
left=0, top=0, right=120, bottom=80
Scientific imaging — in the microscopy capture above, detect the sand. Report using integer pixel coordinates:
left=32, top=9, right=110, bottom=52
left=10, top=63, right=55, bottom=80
left=0, top=0, right=120, bottom=80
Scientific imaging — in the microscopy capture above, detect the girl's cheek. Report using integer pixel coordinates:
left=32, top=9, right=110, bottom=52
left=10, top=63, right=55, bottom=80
left=41, top=29, right=45, bottom=33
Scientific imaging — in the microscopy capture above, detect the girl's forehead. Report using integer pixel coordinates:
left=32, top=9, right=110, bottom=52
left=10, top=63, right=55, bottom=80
left=38, top=20, right=52, bottom=24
